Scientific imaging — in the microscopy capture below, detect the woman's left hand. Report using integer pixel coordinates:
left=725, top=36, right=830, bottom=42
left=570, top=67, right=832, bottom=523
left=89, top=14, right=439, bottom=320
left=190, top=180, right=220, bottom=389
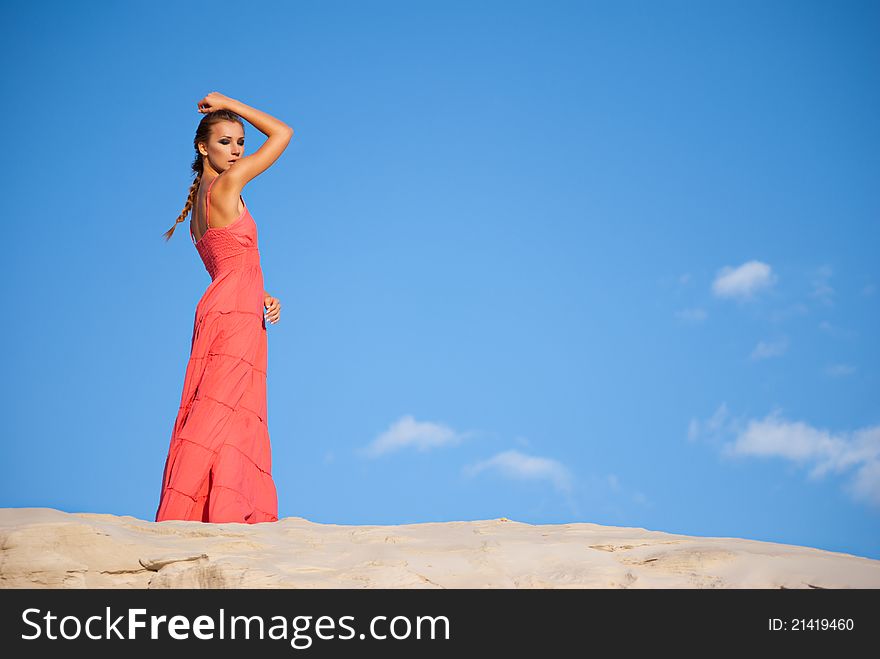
left=264, top=293, right=281, bottom=324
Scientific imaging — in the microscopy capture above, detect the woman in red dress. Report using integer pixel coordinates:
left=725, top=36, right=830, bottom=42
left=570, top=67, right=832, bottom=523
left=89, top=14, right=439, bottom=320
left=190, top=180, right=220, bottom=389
left=155, top=92, right=293, bottom=523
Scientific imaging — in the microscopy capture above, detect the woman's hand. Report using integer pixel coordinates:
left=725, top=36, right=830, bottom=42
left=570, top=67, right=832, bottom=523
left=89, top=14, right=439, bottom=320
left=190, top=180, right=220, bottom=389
left=197, top=91, right=235, bottom=114
left=264, top=293, right=282, bottom=325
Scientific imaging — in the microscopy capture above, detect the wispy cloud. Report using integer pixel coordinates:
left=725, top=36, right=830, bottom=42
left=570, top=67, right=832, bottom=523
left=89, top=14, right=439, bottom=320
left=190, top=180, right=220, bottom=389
left=688, top=402, right=734, bottom=443
left=825, top=363, right=856, bottom=377
left=631, top=491, right=650, bottom=505
left=818, top=320, right=857, bottom=340
left=749, top=337, right=789, bottom=361
left=862, top=283, right=876, bottom=297
left=358, top=414, right=475, bottom=458
left=712, top=260, right=776, bottom=301
left=810, top=264, right=835, bottom=306
left=689, top=404, right=880, bottom=509
left=462, top=449, right=573, bottom=494
left=675, top=307, right=707, bottom=323
left=605, top=473, right=651, bottom=506
left=769, top=302, right=809, bottom=323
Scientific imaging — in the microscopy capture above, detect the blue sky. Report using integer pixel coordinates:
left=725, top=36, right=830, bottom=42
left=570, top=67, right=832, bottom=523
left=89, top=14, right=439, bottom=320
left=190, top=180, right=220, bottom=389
left=2, top=0, right=878, bottom=561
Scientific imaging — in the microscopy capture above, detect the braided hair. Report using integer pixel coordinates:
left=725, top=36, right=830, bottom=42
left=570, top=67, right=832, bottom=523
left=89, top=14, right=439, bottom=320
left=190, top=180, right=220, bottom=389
left=162, top=109, right=245, bottom=241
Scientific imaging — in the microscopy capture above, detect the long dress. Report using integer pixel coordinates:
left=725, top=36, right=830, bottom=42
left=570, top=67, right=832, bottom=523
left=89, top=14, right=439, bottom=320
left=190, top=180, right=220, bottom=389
left=155, top=174, right=279, bottom=524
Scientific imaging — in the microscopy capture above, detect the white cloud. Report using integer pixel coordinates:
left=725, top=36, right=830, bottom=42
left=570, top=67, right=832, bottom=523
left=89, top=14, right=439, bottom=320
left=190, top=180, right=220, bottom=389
left=675, top=307, right=707, bottom=323
left=750, top=337, right=789, bottom=361
left=359, top=414, right=474, bottom=458
left=849, top=458, right=880, bottom=508
left=691, top=405, right=880, bottom=509
left=631, top=491, right=650, bottom=505
left=769, top=302, right=809, bottom=323
left=818, top=320, right=857, bottom=340
left=600, top=473, right=651, bottom=507
left=810, top=265, right=835, bottom=306
left=712, top=260, right=776, bottom=300
left=462, top=449, right=573, bottom=494
left=825, top=363, right=856, bottom=377
left=688, top=402, right=733, bottom=443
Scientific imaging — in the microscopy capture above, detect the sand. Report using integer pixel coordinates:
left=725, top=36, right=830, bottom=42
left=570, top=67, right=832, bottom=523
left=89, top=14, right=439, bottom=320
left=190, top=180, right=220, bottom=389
left=1, top=507, right=877, bottom=588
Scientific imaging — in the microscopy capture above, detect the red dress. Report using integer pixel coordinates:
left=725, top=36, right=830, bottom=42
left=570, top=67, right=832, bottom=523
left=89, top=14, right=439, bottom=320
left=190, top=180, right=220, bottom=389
left=155, top=174, right=279, bottom=523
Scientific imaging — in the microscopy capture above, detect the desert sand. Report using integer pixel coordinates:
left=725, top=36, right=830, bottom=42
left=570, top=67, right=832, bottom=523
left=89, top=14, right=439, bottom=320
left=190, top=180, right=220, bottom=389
left=0, top=507, right=877, bottom=588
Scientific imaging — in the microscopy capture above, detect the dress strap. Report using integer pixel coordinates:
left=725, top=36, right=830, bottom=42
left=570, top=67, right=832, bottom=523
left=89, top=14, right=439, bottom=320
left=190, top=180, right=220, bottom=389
left=206, top=174, right=220, bottom=230
left=189, top=174, right=220, bottom=246
left=192, top=175, right=245, bottom=245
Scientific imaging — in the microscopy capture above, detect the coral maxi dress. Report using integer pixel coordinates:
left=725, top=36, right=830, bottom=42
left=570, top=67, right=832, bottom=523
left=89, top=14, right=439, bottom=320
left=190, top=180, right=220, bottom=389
left=155, top=174, right=279, bottom=524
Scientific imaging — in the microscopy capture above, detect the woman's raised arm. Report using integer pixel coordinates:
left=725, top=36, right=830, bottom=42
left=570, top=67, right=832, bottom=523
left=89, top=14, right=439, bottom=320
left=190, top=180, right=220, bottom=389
left=198, top=92, right=293, bottom=190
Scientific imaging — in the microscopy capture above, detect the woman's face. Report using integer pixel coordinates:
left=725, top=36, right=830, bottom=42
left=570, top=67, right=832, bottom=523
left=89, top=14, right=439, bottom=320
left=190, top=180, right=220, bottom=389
left=199, top=121, right=245, bottom=173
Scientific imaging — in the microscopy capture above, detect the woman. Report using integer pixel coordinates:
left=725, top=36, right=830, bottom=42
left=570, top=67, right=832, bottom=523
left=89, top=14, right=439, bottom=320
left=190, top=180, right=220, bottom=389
left=155, top=92, right=293, bottom=524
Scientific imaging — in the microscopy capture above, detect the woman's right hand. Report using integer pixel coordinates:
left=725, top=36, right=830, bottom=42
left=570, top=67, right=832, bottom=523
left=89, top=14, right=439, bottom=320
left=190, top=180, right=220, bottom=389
left=197, top=92, right=235, bottom=114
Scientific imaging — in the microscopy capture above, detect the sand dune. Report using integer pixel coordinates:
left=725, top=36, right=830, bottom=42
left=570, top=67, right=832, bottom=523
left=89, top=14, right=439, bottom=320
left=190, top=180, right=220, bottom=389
left=1, top=507, right=877, bottom=588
